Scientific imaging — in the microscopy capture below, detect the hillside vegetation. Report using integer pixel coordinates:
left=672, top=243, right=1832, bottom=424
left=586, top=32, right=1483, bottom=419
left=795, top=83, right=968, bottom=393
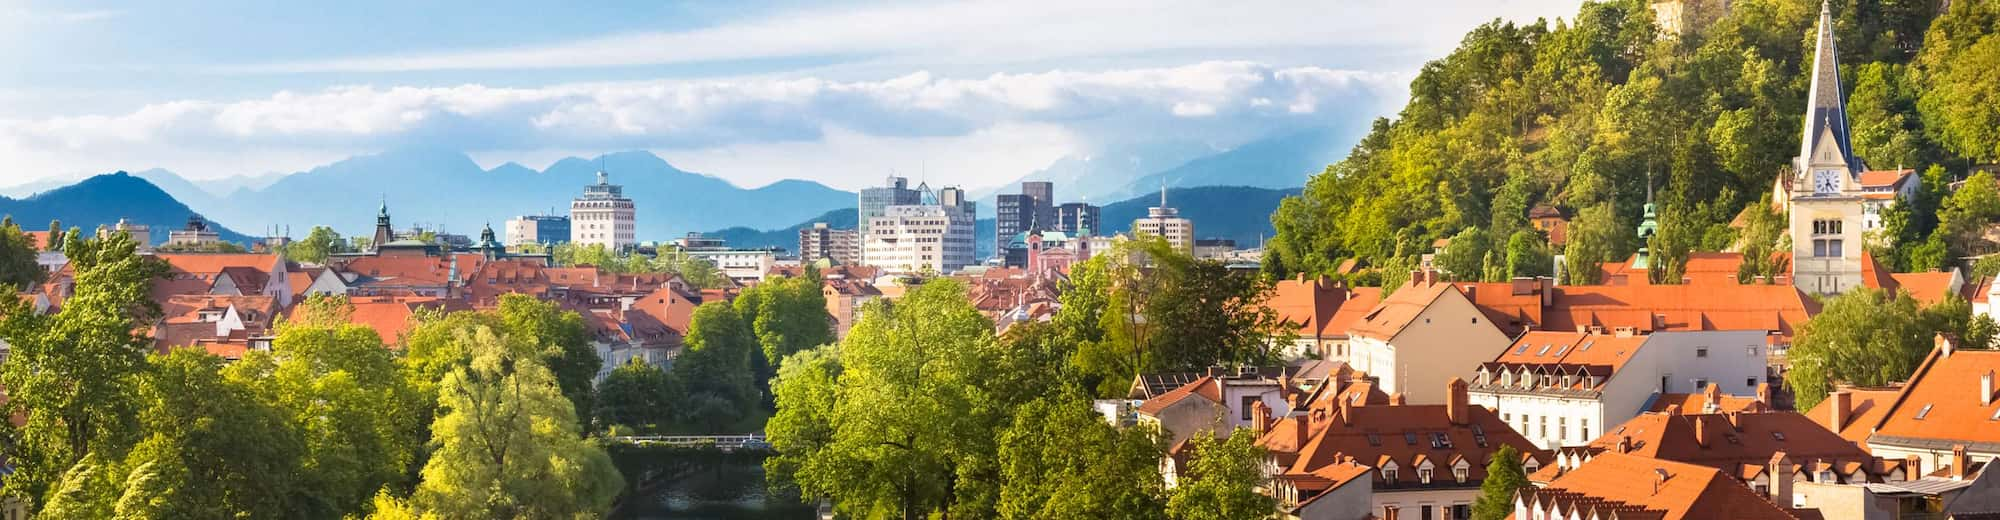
left=1269, top=0, right=1994, bottom=282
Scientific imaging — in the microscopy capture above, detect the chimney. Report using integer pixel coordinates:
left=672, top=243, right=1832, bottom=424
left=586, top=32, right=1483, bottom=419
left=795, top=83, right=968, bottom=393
left=1704, top=383, right=1723, bottom=413
left=1904, top=455, right=1922, bottom=482
left=1447, top=378, right=1470, bottom=426
left=1616, top=435, right=1631, bottom=454
left=1652, top=467, right=1670, bottom=495
left=1941, top=335, right=1956, bottom=359
left=1296, top=272, right=1308, bottom=283
left=1251, top=400, right=1272, bottom=434
left=1755, top=383, right=1773, bottom=410
left=1389, top=393, right=1406, bottom=406
left=1693, top=415, right=1710, bottom=448
left=1409, top=270, right=1424, bottom=287
left=1769, top=452, right=1794, bottom=504
left=1952, top=445, right=1971, bottom=480
left=1982, top=370, right=1995, bottom=407
left=1828, top=390, right=1852, bottom=431
left=1337, top=397, right=1353, bottom=426
left=1297, top=410, right=1312, bottom=440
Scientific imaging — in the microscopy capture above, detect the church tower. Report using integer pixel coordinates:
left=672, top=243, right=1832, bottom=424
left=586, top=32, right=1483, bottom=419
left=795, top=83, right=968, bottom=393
left=1788, top=0, right=1868, bottom=296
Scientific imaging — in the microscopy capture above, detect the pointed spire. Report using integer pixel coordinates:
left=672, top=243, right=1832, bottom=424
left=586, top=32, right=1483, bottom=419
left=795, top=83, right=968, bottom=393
left=1799, top=0, right=1859, bottom=172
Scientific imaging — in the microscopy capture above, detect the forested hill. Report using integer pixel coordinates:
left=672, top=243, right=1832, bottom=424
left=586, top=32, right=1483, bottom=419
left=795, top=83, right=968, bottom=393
left=1268, top=0, right=1996, bottom=283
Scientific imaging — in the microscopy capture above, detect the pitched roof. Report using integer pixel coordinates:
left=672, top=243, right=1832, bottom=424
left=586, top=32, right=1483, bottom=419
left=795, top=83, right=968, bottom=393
left=1888, top=271, right=1961, bottom=306
left=154, top=253, right=281, bottom=276
left=1528, top=452, right=1801, bottom=520
left=1264, top=277, right=1381, bottom=338
left=1487, top=330, right=1649, bottom=390
left=1867, top=348, right=2000, bottom=448
left=1804, top=387, right=1902, bottom=447
left=1646, top=391, right=1768, bottom=415
left=1858, top=169, right=1915, bottom=189
left=1136, top=376, right=1222, bottom=415
left=1281, top=391, right=1544, bottom=489
left=1591, top=410, right=1876, bottom=481
left=1348, top=278, right=1457, bottom=340
left=308, top=296, right=466, bottom=346
left=1537, top=284, right=1816, bottom=340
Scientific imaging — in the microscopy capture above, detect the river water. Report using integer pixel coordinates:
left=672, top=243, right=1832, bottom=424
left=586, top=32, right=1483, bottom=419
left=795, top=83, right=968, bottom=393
left=612, top=460, right=817, bottom=520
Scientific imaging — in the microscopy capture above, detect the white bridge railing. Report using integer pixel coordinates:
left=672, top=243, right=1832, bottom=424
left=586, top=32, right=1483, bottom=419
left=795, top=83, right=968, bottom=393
left=611, top=434, right=768, bottom=449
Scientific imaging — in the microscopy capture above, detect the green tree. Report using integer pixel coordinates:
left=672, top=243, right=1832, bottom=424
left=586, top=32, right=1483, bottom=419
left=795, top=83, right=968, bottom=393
left=736, top=275, right=835, bottom=368
left=1503, top=229, right=1553, bottom=279
left=285, top=226, right=347, bottom=264
left=115, top=349, right=305, bottom=519
left=1472, top=445, right=1530, bottom=520
left=1073, top=238, right=1287, bottom=396
left=44, top=219, right=63, bottom=251
left=1562, top=204, right=1624, bottom=285
left=768, top=280, right=1004, bottom=519
left=1785, top=289, right=1934, bottom=410
left=1936, top=171, right=2000, bottom=258
left=995, top=398, right=1165, bottom=520
left=1432, top=227, right=1491, bottom=281
left=494, top=294, right=600, bottom=429
left=1165, top=429, right=1272, bottom=520
left=671, top=302, right=760, bottom=433
left=0, top=232, right=166, bottom=505
left=408, top=326, right=622, bottom=518
left=594, top=358, right=675, bottom=431
left=224, top=320, right=421, bottom=518
left=0, top=220, right=47, bottom=291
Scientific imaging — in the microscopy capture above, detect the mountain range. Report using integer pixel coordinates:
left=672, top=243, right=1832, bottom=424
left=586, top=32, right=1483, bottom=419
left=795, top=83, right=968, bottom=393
left=971, top=127, right=1349, bottom=206
left=0, top=172, right=252, bottom=244
left=126, top=149, right=856, bottom=240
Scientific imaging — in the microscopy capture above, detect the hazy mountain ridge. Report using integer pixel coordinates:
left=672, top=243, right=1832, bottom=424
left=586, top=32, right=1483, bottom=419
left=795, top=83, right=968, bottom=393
left=0, top=172, right=252, bottom=244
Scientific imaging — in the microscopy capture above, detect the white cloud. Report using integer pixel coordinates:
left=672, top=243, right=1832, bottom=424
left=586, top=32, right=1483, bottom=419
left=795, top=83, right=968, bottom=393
left=0, top=61, right=1404, bottom=188
left=220, top=0, right=1583, bottom=74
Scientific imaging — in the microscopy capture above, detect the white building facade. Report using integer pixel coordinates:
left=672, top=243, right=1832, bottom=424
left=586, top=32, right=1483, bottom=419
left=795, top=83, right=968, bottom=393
left=1468, top=329, right=1768, bottom=449
left=571, top=171, right=637, bottom=249
left=863, top=202, right=975, bottom=275
left=682, top=248, right=778, bottom=284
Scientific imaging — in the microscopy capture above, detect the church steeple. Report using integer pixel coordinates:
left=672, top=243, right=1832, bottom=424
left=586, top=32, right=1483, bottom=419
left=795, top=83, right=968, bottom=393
left=1799, top=0, right=1861, bottom=174
left=372, top=197, right=394, bottom=253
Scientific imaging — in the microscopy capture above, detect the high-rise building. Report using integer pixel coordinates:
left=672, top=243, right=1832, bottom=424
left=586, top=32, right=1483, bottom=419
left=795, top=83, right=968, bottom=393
left=504, top=215, right=571, bottom=247
left=996, top=181, right=1055, bottom=267
left=1055, top=202, right=1100, bottom=237
left=570, top=171, right=637, bottom=249
left=1131, top=186, right=1194, bottom=253
left=864, top=184, right=976, bottom=274
left=798, top=222, right=860, bottom=266
left=1786, top=2, right=1865, bottom=297
left=857, top=176, right=922, bottom=263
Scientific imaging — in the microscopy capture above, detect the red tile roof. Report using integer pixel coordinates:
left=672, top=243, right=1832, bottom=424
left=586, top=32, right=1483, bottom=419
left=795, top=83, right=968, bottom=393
left=1487, top=331, right=1649, bottom=391
left=1280, top=383, right=1545, bottom=489
left=1858, top=169, right=1915, bottom=189
left=1589, top=410, right=1877, bottom=482
left=1526, top=452, right=1802, bottom=520
left=1888, top=271, right=1960, bottom=306
left=1264, top=277, right=1381, bottom=338
left=305, top=296, right=465, bottom=346
left=1867, top=347, right=2000, bottom=447
left=1348, top=278, right=1458, bottom=340
left=1803, top=387, right=1902, bottom=447
left=1136, top=376, right=1223, bottom=416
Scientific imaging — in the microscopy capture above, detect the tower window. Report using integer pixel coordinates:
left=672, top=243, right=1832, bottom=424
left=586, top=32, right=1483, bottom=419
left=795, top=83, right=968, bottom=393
left=1813, top=239, right=1844, bottom=258
left=1812, top=219, right=1843, bottom=236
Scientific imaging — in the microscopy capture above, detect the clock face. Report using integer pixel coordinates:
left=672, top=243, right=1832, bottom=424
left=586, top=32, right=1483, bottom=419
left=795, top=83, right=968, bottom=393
left=1814, top=170, right=1840, bottom=194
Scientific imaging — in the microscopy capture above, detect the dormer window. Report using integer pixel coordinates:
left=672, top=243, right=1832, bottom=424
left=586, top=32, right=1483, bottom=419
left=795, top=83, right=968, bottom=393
left=1418, top=466, right=1433, bottom=484
left=1382, top=464, right=1399, bottom=483
left=1454, top=464, right=1469, bottom=483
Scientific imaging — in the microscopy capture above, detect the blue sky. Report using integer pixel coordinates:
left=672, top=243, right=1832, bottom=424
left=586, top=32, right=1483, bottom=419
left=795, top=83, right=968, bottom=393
left=0, top=0, right=1584, bottom=190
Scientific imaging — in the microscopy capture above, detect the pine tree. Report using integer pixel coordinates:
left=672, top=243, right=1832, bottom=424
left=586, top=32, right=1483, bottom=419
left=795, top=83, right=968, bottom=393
left=1472, top=445, right=1530, bottom=520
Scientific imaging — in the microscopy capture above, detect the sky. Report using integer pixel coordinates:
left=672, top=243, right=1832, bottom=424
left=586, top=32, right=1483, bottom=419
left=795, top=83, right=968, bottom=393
left=0, top=0, right=1585, bottom=191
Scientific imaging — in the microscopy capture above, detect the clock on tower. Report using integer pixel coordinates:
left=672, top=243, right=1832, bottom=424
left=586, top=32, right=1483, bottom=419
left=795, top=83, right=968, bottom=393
left=1813, top=169, right=1840, bottom=194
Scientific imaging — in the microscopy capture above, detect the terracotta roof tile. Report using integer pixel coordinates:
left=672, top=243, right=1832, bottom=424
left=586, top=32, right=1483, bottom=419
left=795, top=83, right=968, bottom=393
left=1590, top=411, right=1875, bottom=480
left=1530, top=452, right=1800, bottom=520
left=1888, top=271, right=1960, bottom=306
left=1263, top=277, right=1381, bottom=338
left=1869, top=348, right=2000, bottom=446
left=1804, top=387, right=1901, bottom=447
left=1136, top=376, right=1222, bottom=416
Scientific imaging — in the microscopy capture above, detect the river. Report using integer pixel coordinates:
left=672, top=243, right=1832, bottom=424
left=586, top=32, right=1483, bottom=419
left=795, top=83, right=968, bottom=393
left=612, top=459, right=817, bottom=520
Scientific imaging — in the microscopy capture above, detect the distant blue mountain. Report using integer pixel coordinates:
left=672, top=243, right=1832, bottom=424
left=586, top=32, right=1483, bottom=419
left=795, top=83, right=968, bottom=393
left=181, top=148, right=855, bottom=241
left=0, top=172, right=252, bottom=245
left=1110, top=128, right=1346, bottom=201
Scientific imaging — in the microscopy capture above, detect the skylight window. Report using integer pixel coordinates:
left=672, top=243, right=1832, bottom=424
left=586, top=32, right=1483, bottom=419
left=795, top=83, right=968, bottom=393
left=1537, top=344, right=1553, bottom=356
left=1915, top=404, right=1934, bottom=420
left=1367, top=434, right=1381, bottom=447
left=1990, top=407, right=2000, bottom=421
left=1514, top=343, right=1531, bottom=355
left=1405, top=432, right=1419, bottom=445
left=1555, top=344, right=1572, bottom=356
left=1579, top=341, right=1594, bottom=351
left=1771, top=431, right=1786, bottom=441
